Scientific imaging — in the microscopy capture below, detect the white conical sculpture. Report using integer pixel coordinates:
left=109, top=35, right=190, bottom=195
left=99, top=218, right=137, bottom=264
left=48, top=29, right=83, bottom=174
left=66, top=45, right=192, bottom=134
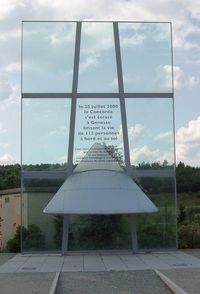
left=43, top=143, right=158, bottom=215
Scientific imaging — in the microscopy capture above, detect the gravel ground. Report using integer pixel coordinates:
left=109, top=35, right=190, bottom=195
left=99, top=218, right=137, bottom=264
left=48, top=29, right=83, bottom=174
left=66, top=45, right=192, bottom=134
left=161, top=268, right=200, bottom=294
left=56, top=270, right=172, bottom=294
left=0, top=273, right=55, bottom=294
left=0, top=253, right=16, bottom=266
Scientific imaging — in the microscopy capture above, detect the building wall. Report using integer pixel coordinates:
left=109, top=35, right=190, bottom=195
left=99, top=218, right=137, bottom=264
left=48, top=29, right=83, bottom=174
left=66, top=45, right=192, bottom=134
left=0, top=189, right=58, bottom=252
left=0, top=197, right=2, bottom=249
left=0, top=189, right=21, bottom=251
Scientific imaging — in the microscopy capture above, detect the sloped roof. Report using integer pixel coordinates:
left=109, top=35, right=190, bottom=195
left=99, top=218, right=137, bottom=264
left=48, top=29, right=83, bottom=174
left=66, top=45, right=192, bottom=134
left=44, top=143, right=158, bottom=215
left=43, top=169, right=158, bottom=214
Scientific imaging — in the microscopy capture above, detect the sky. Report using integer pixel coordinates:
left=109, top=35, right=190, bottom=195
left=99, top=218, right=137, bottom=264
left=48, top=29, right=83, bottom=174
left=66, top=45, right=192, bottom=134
left=0, top=0, right=200, bottom=167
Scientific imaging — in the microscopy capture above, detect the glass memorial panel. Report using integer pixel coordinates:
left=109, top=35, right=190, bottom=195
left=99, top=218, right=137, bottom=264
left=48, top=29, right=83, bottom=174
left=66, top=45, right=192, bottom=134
left=22, top=22, right=76, bottom=93
left=22, top=177, right=65, bottom=252
left=21, top=21, right=177, bottom=252
left=78, top=22, right=118, bottom=92
left=22, top=98, right=71, bottom=171
left=135, top=176, right=176, bottom=249
left=68, top=214, right=131, bottom=250
left=119, top=22, right=172, bottom=93
left=125, top=98, right=174, bottom=169
left=73, top=98, right=125, bottom=168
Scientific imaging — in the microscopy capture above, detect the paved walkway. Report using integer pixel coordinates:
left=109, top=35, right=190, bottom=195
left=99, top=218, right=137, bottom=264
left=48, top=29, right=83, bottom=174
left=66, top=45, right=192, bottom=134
left=0, top=253, right=16, bottom=266
left=0, top=250, right=200, bottom=273
left=1, top=251, right=200, bottom=293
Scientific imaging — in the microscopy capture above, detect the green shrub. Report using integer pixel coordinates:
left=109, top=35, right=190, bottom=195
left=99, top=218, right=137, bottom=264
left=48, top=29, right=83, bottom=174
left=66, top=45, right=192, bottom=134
left=178, top=204, right=186, bottom=224
left=6, top=226, right=21, bottom=252
left=23, top=224, right=45, bottom=250
left=187, top=207, right=200, bottom=223
left=6, top=224, right=45, bottom=252
left=70, top=215, right=131, bottom=250
left=178, top=223, right=200, bottom=249
left=53, top=215, right=62, bottom=247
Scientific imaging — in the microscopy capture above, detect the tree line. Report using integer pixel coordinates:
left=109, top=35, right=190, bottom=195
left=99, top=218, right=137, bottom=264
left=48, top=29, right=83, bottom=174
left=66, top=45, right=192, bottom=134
left=0, top=162, right=200, bottom=193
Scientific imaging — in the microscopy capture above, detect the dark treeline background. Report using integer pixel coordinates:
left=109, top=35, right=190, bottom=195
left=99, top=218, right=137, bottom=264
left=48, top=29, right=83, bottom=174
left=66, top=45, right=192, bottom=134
left=0, top=164, right=20, bottom=190
left=0, top=162, right=200, bottom=192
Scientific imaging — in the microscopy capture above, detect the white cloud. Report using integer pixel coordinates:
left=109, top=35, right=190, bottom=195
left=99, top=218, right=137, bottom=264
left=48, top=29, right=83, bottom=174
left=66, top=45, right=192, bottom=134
left=57, top=155, right=67, bottom=163
left=130, top=145, right=174, bottom=164
left=155, top=131, right=173, bottom=142
left=0, top=74, right=13, bottom=101
left=162, top=65, right=199, bottom=90
left=0, top=143, right=9, bottom=148
left=0, top=153, right=16, bottom=165
left=176, top=117, right=200, bottom=166
left=0, top=0, right=26, bottom=20
left=118, top=124, right=144, bottom=142
left=0, top=28, right=20, bottom=41
left=128, top=124, right=144, bottom=141
left=162, top=65, right=183, bottom=89
left=4, top=62, right=20, bottom=72
left=0, top=122, right=7, bottom=134
left=79, top=54, right=99, bottom=72
left=49, top=125, right=67, bottom=136
left=48, top=23, right=75, bottom=46
left=186, top=76, right=199, bottom=88
left=172, top=66, right=184, bottom=89
left=120, top=33, right=146, bottom=47
left=176, top=117, right=200, bottom=144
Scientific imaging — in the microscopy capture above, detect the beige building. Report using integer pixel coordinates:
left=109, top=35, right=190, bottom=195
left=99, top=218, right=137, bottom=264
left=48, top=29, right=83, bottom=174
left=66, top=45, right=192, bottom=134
left=0, top=188, right=21, bottom=251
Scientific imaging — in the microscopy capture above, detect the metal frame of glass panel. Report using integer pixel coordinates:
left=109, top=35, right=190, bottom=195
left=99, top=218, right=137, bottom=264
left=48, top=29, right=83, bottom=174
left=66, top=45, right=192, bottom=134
left=21, top=21, right=177, bottom=253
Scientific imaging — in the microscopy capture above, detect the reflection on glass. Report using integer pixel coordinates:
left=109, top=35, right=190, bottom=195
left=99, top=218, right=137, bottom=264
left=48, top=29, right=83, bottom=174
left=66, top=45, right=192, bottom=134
left=21, top=21, right=177, bottom=252
left=125, top=98, right=174, bottom=168
left=22, top=22, right=76, bottom=93
left=78, top=22, right=118, bottom=92
left=68, top=215, right=131, bottom=250
left=22, top=99, right=71, bottom=170
left=119, top=23, right=172, bottom=93
left=73, top=98, right=124, bottom=167
left=22, top=178, right=64, bottom=252
left=136, top=176, right=176, bottom=249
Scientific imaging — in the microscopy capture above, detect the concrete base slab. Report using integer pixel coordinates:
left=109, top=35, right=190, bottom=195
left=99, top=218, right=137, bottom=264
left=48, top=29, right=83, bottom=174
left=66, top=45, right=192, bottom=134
left=0, top=251, right=200, bottom=273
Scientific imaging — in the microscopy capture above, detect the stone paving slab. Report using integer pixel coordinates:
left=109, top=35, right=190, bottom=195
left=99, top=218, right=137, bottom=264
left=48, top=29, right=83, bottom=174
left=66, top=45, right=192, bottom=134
left=0, top=251, right=200, bottom=273
left=181, top=249, right=200, bottom=260
left=83, top=255, right=104, bottom=267
left=0, top=253, right=16, bottom=266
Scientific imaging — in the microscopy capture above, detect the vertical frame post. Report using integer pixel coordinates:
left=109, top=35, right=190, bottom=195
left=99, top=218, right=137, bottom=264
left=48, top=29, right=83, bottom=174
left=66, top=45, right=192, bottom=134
left=170, top=22, right=178, bottom=250
left=62, top=22, right=81, bottom=255
left=20, top=21, right=24, bottom=254
left=113, top=22, right=138, bottom=253
left=130, top=214, right=138, bottom=253
left=61, top=215, right=69, bottom=254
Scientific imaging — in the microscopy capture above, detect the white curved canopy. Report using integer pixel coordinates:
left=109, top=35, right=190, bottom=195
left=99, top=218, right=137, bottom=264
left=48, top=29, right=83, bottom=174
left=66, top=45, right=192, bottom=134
left=43, top=170, right=158, bottom=214
left=44, top=143, right=158, bottom=215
